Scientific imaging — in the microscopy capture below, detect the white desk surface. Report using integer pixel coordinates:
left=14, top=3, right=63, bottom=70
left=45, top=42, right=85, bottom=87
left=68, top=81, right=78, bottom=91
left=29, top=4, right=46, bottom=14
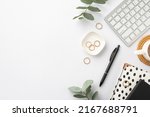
left=0, top=0, right=149, bottom=100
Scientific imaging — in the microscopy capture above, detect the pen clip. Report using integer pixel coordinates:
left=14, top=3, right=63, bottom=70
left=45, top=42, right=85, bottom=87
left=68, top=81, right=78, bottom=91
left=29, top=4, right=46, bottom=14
left=109, top=48, right=117, bottom=62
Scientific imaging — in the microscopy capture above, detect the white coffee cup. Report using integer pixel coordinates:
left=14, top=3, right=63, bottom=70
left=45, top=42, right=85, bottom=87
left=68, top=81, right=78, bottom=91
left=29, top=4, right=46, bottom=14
left=135, top=40, right=150, bottom=61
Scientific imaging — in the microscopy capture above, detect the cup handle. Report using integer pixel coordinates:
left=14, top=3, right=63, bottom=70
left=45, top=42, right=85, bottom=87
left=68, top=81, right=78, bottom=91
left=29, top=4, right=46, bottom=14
left=134, top=50, right=144, bottom=55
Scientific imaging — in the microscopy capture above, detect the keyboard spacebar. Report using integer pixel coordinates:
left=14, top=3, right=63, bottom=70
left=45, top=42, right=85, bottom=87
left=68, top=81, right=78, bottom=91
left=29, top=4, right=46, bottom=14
left=122, top=28, right=133, bottom=39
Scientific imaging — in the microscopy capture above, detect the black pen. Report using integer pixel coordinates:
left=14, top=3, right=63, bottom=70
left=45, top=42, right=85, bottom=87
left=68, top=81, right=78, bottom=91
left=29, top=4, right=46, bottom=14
left=99, top=45, right=120, bottom=87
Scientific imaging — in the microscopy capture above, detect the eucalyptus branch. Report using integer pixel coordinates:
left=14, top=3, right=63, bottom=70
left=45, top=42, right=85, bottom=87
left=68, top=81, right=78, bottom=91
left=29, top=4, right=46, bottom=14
left=69, top=80, right=98, bottom=100
left=73, top=0, right=108, bottom=21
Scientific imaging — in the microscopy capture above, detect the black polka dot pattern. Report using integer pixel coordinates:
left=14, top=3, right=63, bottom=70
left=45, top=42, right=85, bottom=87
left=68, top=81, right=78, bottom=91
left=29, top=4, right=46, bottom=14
left=111, top=65, right=150, bottom=100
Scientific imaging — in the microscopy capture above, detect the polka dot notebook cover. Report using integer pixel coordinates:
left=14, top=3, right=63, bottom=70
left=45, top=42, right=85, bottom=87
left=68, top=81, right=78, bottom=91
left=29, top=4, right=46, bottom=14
left=111, top=63, right=150, bottom=100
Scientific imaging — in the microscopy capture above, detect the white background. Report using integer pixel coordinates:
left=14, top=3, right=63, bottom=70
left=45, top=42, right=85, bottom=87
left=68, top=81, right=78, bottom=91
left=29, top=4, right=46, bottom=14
left=0, top=0, right=149, bottom=100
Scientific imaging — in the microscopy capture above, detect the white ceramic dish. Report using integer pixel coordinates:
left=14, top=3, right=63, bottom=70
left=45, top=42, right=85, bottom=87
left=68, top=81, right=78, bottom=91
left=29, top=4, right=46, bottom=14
left=82, top=32, right=106, bottom=56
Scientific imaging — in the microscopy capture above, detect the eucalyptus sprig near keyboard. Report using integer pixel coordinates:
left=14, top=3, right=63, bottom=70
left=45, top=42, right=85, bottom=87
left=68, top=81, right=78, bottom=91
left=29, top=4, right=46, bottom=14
left=73, top=0, right=108, bottom=21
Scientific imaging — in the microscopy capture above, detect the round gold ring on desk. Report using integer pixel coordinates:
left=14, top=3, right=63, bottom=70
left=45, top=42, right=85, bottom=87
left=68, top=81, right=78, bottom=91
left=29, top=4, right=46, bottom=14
left=89, top=44, right=95, bottom=51
left=123, top=80, right=130, bottom=88
left=83, top=57, right=91, bottom=65
left=85, top=41, right=92, bottom=48
left=94, top=40, right=101, bottom=47
left=96, top=23, right=103, bottom=30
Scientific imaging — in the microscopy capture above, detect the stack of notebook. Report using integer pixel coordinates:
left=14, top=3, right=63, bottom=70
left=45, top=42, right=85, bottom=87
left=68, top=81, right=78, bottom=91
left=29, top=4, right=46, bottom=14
left=111, top=63, right=150, bottom=100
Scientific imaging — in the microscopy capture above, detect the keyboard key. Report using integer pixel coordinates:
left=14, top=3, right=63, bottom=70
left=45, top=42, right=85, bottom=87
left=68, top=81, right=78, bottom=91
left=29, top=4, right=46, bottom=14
left=144, top=18, right=150, bottom=26
left=118, top=26, right=127, bottom=34
left=117, top=8, right=122, bottom=13
left=143, top=5, right=149, bottom=12
left=145, top=12, right=150, bottom=18
left=126, top=0, right=131, bottom=5
left=135, top=13, right=140, bottom=19
left=107, top=16, right=112, bottom=22
left=110, top=20, right=116, bottom=26
left=122, top=28, right=133, bottom=39
left=130, top=33, right=136, bottom=40
left=134, top=6, right=140, bottom=12
left=128, top=3, right=134, bottom=9
left=122, top=4, right=127, bottom=9
left=136, top=20, right=142, bottom=26
left=133, top=0, right=139, bottom=5
left=139, top=9, right=145, bottom=15
left=112, top=12, right=117, bottom=17
left=140, top=16, right=147, bottom=22
left=114, top=22, right=122, bottom=30
left=132, top=24, right=137, bottom=30
left=143, top=0, right=149, bottom=4
left=130, top=10, right=136, bottom=16
left=119, top=12, right=125, bottom=17
left=126, top=21, right=132, bottom=27
left=121, top=18, right=127, bottom=24
left=125, top=14, right=131, bottom=20
left=125, top=38, right=132, bottom=43
left=124, top=8, right=130, bottom=13
left=139, top=24, right=146, bottom=32
left=130, top=17, right=136, bottom=23
left=139, top=2, right=145, bottom=8
left=134, top=29, right=140, bottom=35
left=114, top=16, right=121, bottom=22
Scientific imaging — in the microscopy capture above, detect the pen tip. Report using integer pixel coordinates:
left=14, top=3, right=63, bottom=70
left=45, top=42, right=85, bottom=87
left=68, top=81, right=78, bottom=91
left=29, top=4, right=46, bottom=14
left=99, top=83, right=102, bottom=87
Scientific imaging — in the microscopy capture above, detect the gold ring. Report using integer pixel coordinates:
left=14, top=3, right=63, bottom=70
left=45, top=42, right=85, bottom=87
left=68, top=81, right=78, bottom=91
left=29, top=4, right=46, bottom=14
left=85, top=41, right=92, bottom=48
left=94, top=40, right=101, bottom=47
left=83, top=57, right=91, bottom=65
left=123, top=80, right=130, bottom=88
left=96, top=23, right=103, bottom=30
left=89, top=44, right=95, bottom=51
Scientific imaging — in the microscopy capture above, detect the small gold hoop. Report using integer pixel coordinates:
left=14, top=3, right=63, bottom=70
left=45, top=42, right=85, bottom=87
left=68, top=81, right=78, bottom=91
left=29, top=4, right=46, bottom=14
left=83, top=57, right=91, bottom=65
left=89, top=45, right=95, bottom=51
left=123, top=80, right=130, bottom=88
left=85, top=41, right=92, bottom=48
left=96, top=23, right=103, bottom=30
left=94, top=40, right=101, bottom=47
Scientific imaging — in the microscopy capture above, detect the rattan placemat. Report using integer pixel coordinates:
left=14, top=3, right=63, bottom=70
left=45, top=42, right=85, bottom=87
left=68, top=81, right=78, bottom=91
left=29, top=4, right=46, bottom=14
left=137, top=35, right=150, bottom=66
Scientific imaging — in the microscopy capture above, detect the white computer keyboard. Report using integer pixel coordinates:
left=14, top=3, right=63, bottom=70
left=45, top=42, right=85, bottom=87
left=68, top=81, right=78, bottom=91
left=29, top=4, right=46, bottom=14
left=105, top=0, right=150, bottom=47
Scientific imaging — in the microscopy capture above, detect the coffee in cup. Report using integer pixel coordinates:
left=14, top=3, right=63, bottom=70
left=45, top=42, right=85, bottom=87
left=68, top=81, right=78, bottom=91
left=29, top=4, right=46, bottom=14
left=148, top=45, right=150, bottom=57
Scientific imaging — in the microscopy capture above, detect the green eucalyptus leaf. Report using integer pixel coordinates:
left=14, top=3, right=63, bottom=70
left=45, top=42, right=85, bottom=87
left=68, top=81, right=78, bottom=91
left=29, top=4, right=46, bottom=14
left=92, top=91, right=98, bottom=100
left=85, top=86, right=92, bottom=95
left=69, top=86, right=82, bottom=93
left=80, top=0, right=93, bottom=4
left=83, top=13, right=94, bottom=20
left=76, top=6, right=87, bottom=9
left=86, top=85, right=91, bottom=95
left=82, top=80, right=93, bottom=91
left=88, top=6, right=101, bottom=12
left=73, top=16, right=80, bottom=20
left=93, top=0, right=107, bottom=4
left=73, top=94, right=86, bottom=98
left=73, top=13, right=83, bottom=19
left=78, top=17, right=84, bottom=20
